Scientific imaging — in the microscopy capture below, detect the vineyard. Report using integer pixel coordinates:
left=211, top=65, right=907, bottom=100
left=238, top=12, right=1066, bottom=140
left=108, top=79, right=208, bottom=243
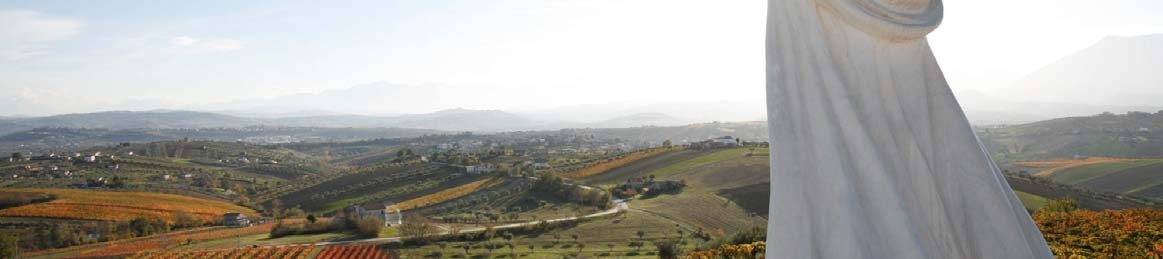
left=1035, top=208, right=1163, bottom=259
left=128, top=244, right=316, bottom=259
left=0, top=189, right=257, bottom=224
left=394, top=177, right=505, bottom=211
left=686, top=241, right=766, bottom=259
left=315, top=244, right=394, bottom=259
left=120, top=243, right=394, bottom=259
left=274, top=164, right=467, bottom=213
left=25, top=224, right=275, bottom=258
left=561, top=147, right=683, bottom=179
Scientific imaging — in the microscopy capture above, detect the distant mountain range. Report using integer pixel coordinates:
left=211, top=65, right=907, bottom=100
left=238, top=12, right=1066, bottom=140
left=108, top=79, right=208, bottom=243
left=1013, top=34, right=1163, bottom=107
left=0, top=109, right=697, bottom=135
left=958, top=34, right=1163, bottom=125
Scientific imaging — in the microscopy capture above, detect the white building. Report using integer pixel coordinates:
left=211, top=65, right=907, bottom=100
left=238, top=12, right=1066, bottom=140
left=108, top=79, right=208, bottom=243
left=712, top=136, right=737, bottom=146
left=354, top=201, right=404, bottom=226
left=466, top=163, right=496, bottom=174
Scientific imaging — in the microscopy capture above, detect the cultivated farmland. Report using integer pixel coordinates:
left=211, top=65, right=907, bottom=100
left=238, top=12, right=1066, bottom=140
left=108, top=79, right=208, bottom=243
left=273, top=164, right=469, bottom=213
left=0, top=189, right=256, bottom=224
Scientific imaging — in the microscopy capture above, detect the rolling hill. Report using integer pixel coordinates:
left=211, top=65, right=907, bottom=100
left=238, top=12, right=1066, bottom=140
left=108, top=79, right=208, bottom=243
left=979, top=111, right=1163, bottom=160
left=1012, top=34, right=1163, bottom=107
left=0, top=189, right=257, bottom=224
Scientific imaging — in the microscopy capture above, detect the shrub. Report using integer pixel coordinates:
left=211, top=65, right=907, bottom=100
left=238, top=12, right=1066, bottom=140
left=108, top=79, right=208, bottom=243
left=354, top=217, right=383, bottom=238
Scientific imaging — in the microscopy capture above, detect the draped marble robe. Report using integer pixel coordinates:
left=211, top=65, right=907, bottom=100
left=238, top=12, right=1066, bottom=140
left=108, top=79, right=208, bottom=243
left=764, top=0, right=1054, bottom=258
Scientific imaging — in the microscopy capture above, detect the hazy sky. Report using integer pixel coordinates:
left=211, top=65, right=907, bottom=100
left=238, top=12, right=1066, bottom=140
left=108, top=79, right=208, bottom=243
left=1, top=0, right=1161, bottom=116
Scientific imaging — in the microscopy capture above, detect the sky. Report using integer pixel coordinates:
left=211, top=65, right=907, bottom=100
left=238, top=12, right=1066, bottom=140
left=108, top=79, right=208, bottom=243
left=0, top=0, right=1161, bottom=116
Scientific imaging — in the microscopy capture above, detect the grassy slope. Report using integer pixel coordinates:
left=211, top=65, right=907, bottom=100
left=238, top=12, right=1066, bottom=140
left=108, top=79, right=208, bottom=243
left=645, top=148, right=753, bottom=180
left=574, top=147, right=767, bottom=235
left=580, top=150, right=703, bottom=185
left=632, top=151, right=768, bottom=234
left=1014, top=191, right=1050, bottom=211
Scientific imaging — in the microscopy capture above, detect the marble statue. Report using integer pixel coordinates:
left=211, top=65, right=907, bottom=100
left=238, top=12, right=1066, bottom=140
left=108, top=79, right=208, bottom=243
left=764, top=0, right=1055, bottom=258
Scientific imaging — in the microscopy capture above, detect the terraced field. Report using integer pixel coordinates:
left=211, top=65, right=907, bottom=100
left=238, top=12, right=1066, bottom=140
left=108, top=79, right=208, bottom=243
left=1004, top=177, right=1145, bottom=210
left=1075, top=160, right=1163, bottom=198
left=579, top=150, right=703, bottom=185
left=274, top=164, right=473, bottom=213
left=1013, top=191, right=1050, bottom=211
left=1046, top=159, right=1163, bottom=184
left=0, top=189, right=257, bottom=224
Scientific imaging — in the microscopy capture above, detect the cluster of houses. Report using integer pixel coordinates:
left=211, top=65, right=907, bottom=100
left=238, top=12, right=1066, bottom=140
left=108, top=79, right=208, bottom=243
left=688, top=136, right=740, bottom=149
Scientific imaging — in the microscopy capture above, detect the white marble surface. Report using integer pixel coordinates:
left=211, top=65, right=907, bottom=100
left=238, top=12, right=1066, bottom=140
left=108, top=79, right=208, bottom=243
left=764, top=0, right=1054, bottom=258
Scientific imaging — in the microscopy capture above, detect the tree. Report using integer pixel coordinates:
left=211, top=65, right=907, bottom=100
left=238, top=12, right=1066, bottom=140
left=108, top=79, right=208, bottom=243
left=306, top=214, right=317, bottom=224
left=354, top=216, right=383, bottom=238
left=270, top=199, right=283, bottom=220
left=507, top=242, right=516, bottom=258
left=172, top=209, right=201, bottom=228
left=9, top=152, right=22, bottom=161
left=662, top=139, right=672, bottom=147
left=1045, top=199, right=1079, bottom=213
left=653, top=239, right=681, bottom=259
left=399, top=216, right=437, bottom=243
left=485, top=242, right=498, bottom=257
left=0, top=235, right=18, bottom=258
left=607, top=243, right=616, bottom=256
left=636, top=230, right=646, bottom=241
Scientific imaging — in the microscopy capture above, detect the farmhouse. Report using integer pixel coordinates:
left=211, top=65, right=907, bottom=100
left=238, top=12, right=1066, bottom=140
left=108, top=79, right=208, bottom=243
left=531, top=158, right=550, bottom=169
left=712, top=136, right=738, bottom=146
left=353, top=201, right=403, bottom=226
left=466, top=163, right=496, bottom=174
left=223, top=212, right=250, bottom=227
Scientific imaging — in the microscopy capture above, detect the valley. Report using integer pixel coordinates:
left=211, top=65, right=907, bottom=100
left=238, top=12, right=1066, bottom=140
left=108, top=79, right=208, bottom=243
left=1, top=111, right=1161, bottom=259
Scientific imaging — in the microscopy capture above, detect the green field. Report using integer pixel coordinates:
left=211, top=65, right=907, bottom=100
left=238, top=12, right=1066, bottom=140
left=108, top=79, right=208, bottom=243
left=580, top=150, right=704, bottom=185
left=646, top=148, right=753, bottom=179
left=1014, top=191, right=1049, bottom=211
left=1048, top=159, right=1163, bottom=185
left=574, top=147, right=768, bottom=235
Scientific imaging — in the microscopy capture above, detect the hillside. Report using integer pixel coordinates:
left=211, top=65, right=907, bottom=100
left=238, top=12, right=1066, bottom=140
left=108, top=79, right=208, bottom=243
left=273, top=163, right=469, bottom=213
left=980, top=111, right=1163, bottom=160
left=1008, top=158, right=1163, bottom=203
left=1012, top=34, right=1163, bottom=107
left=0, top=189, right=257, bottom=224
left=2, top=111, right=260, bottom=131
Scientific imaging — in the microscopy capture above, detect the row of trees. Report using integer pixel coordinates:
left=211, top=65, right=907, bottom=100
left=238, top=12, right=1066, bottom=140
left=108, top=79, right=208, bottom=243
left=532, top=172, right=612, bottom=209
left=0, top=217, right=173, bottom=254
left=270, top=212, right=382, bottom=239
